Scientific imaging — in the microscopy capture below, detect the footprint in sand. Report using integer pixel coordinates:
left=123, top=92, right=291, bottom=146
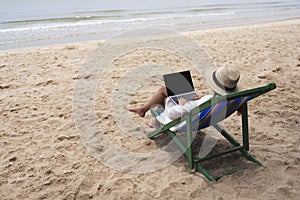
left=275, top=186, right=292, bottom=199
left=36, top=80, right=57, bottom=87
left=0, top=84, right=11, bottom=89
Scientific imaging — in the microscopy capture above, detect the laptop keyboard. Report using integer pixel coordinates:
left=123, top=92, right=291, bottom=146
left=170, top=92, right=197, bottom=104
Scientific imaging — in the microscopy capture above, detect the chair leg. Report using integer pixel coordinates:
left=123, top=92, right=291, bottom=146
left=213, top=124, right=240, bottom=147
left=209, top=122, right=263, bottom=177
left=148, top=128, right=165, bottom=139
left=240, top=104, right=249, bottom=151
left=167, top=130, right=187, bottom=153
left=213, top=122, right=263, bottom=167
left=186, top=113, right=194, bottom=169
left=195, top=163, right=216, bottom=181
left=240, top=149, right=263, bottom=166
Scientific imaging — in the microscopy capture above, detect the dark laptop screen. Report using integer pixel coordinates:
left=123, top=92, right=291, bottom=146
left=163, top=70, right=195, bottom=96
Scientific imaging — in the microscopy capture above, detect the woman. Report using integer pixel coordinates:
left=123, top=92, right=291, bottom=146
left=128, top=64, right=241, bottom=126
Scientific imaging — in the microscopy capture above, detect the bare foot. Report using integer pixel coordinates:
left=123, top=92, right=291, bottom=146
left=127, top=107, right=146, bottom=117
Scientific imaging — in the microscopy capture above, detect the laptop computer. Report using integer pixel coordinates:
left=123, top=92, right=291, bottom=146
left=163, top=70, right=197, bottom=104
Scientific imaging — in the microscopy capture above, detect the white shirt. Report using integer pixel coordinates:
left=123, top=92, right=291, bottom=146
left=164, top=95, right=213, bottom=120
left=156, top=95, right=213, bottom=132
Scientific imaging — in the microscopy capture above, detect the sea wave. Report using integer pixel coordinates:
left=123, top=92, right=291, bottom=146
left=1, top=15, right=121, bottom=25
left=0, top=11, right=235, bottom=33
left=74, top=9, right=128, bottom=14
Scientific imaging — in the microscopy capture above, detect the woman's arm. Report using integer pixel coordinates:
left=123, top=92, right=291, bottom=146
left=165, top=95, right=214, bottom=120
left=165, top=98, right=194, bottom=120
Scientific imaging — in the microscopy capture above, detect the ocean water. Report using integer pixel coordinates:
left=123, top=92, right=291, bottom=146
left=1, top=0, right=300, bottom=49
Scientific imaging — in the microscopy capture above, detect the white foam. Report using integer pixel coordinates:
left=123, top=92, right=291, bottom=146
left=0, top=12, right=236, bottom=33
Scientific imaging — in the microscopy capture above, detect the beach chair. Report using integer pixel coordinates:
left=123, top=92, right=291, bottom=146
left=148, top=83, right=276, bottom=181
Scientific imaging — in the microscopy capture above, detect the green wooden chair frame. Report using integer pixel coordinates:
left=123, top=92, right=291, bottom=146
left=148, top=83, right=276, bottom=181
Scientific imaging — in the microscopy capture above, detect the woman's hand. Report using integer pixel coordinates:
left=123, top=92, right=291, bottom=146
left=178, top=98, right=187, bottom=106
left=192, top=93, right=202, bottom=100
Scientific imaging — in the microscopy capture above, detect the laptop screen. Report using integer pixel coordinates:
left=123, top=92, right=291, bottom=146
left=163, top=70, right=195, bottom=96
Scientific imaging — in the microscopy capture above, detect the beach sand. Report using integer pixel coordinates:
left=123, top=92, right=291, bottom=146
left=0, top=19, right=299, bottom=199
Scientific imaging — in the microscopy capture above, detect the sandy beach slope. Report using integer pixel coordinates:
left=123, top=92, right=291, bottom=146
left=0, top=19, right=299, bottom=199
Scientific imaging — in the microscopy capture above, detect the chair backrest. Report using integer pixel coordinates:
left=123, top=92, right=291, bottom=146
left=177, top=83, right=276, bottom=132
left=190, top=83, right=276, bottom=116
left=178, top=96, right=251, bottom=132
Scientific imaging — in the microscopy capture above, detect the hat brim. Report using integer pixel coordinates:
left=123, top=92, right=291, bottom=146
left=205, top=67, right=241, bottom=96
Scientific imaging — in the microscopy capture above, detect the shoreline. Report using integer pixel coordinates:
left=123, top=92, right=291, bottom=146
left=1, top=18, right=300, bottom=52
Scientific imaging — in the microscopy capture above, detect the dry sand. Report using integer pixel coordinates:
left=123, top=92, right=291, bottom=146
left=0, top=19, right=299, bottom=199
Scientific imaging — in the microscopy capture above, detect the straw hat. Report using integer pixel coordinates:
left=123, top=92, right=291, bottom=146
left=206, top=64, right=240, bottom=95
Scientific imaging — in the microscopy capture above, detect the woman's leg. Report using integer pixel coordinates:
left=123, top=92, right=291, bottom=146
left=128, top=86, right=168, bottom=117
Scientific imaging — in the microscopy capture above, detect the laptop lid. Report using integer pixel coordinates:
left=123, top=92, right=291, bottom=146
left=163, top=70, right=195, bottom=96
